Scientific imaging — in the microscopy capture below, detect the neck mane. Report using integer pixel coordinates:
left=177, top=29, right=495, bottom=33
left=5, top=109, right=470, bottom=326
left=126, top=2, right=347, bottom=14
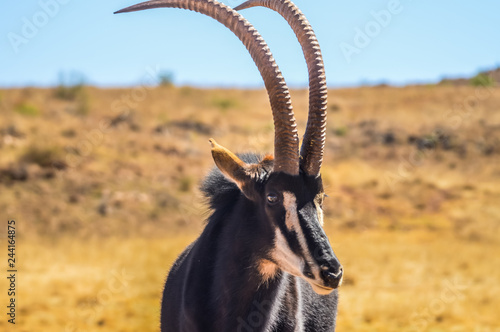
left=187, top=154, right=298, bottom=330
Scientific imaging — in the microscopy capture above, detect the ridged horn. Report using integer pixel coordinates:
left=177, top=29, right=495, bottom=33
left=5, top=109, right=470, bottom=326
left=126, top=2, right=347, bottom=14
left=115, top=0, right=299, bottom=175
left=235, top=0, right=327, bottom=176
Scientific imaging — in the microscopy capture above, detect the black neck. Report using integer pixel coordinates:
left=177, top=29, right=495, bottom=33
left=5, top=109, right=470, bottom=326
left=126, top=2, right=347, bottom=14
left=191, top=197, right=294, bottom=331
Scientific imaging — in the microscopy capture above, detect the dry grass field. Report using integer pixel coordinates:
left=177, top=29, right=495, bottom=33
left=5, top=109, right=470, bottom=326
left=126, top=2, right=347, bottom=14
left=0, top=83, right=499, bottom=331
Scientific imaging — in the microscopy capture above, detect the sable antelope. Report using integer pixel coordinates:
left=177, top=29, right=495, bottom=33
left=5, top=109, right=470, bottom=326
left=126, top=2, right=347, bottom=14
left=115, top=0, right=343, bottom=331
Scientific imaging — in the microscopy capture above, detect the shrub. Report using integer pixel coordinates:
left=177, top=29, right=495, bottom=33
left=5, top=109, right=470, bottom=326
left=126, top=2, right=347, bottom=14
left=53, top=71, right=86, bottom=101
left=178, top=176, right=194, bottom=192
left=158, top=71, right=175, bottom=87
left=19, top=145, right=66, bottom=169
left=211, top=97, right=238, bottom=112
left=334, top=126, right=348, bottom=137
left=75, top=90, right=91, bottom=116
left=470, top=73, right=495, bottom=87
left=180, top=86, right=194, bottom=96
left=14, top=102, right=40, bottom=116
left=329, top=104, right=341, bottom=112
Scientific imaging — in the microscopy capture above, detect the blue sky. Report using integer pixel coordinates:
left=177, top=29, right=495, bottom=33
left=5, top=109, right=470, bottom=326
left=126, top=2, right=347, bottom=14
left=1, top=0, right=499, bottom=88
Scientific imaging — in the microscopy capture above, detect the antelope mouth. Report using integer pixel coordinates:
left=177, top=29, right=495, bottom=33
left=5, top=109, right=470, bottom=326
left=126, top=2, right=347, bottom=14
left=309, top=281, right=336, bottom=295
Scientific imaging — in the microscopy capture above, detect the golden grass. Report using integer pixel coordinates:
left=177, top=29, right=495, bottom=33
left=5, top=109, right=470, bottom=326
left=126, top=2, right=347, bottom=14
left=0, top=85, right=499, bottom=330
left=1, top=231, right=499, bottom=331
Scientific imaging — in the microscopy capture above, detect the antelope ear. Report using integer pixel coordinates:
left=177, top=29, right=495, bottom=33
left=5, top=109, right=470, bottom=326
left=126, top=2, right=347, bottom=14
left=209, top=139, right=255, bottom=196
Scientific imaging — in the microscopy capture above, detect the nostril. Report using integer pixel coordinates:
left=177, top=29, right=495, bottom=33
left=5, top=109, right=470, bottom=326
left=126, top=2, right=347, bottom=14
left=321, top=270, right=334, bottom=281
left=320, top=264, right=342, bottom=275
left=321, top=266, right=343, bottom=283
left=335, top=266, right=344, bottom=279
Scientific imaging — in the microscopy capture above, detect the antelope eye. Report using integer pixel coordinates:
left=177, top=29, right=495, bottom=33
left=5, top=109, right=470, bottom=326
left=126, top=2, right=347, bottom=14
left=266, top=193, right=279, bottom=205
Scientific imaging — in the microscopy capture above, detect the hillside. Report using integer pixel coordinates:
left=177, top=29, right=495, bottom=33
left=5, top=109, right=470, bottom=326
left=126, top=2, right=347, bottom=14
left=1, top=85, right=499, bottom=237
left=0, top=85, right=499, bottom=331
left=439, top=66, right=500, bottom=87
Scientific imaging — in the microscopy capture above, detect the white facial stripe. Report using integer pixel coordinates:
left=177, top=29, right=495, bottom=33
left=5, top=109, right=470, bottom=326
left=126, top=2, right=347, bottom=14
left=282, top=192, right=321, bottom=281
left=314, top=197, right=324, bottom=226
left=283, top=191, right=299, bottom=231
left=272, top=228, right=303, bottom=277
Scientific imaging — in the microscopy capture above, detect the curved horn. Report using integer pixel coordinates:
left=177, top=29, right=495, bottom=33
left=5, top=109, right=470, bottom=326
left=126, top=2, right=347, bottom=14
left=115, top=0, right=299, bottom=175
left=235, top=0, right=327, bottom=176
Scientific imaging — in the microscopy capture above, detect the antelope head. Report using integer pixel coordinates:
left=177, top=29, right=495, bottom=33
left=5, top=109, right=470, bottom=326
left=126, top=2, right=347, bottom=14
left=115, top=0, right=342, bottom=294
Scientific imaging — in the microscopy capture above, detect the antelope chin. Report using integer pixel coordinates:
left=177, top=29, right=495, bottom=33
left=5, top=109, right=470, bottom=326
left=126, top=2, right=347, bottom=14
left=308, top=281, right=336, bottom=296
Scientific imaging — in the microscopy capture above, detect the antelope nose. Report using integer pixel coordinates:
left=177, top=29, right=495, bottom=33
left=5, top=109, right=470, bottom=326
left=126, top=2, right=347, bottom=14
left=320, top=264, right=343, bottom=289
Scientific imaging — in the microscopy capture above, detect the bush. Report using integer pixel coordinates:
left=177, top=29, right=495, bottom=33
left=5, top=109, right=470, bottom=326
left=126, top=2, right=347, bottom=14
left=211, top=97, right=238, bottom=112
left=19, top=145, right=66, bottom=169
left=178, top=176, right=193, bottom=192
left=54, top=84, right=85, bottom=101
left=334, top=126, right=348, bottom=137
left=54, top=71, right=86, bottom=101
left=470, top=73, right=495, bottom=87
left=0, top=92, right=5, bottom=112
left=158, top=71, right=175, bottom=87
left=75, top=90, right=91, bottom=116
left=14, top=102, right=40, bottom=116
left=329, top=104, right=341, bottom=112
